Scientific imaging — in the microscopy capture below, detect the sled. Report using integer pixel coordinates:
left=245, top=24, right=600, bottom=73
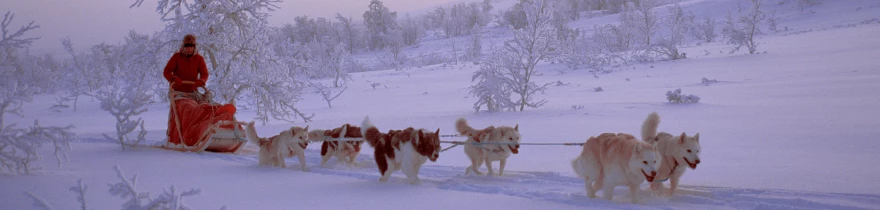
left=162, top=83, right=247, bottom=153
left=162, top=120, right=248, bottom=153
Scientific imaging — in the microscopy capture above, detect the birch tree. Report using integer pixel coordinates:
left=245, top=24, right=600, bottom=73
left=503, top=0, right=555, bottom=111
left=131, top=0, right=313, bottom=123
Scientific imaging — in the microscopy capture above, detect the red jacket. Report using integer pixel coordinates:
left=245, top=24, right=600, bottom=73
left=164, top=52, right=209, bottom=92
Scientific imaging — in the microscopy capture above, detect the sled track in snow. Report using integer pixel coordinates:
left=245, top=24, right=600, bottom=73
left=189, top=147, right=880, bottom=209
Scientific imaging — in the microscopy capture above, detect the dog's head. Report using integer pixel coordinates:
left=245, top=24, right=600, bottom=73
left=498, top=125, right=521, bottom=154
left=675, top=132, right=701, bottom=169
left=631, top=141, right=659, bottom=183
left=280, top=126, right=310, bottom=156
left=416, top=128, right=441, bottom=162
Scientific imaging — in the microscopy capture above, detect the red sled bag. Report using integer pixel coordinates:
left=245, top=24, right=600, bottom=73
left=164, top=87, right=246, bottom=153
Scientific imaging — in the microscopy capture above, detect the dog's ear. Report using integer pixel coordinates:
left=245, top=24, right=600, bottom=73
left=679, top=132, right=687, bottom=144
left=435, top=128, right=440, bottom=138
left=694, top=133, right=700, bottom=142
left=514, top=124, right=519, bottom=131
left=304, top=125, right=309, bottom=132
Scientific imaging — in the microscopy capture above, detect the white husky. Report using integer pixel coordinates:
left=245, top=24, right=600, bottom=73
left=455, top=117, right=520, bottom=176
left=245, top=122, right=310, bottom=171
left=641, top=112, right=701, bottom=196
left=571, top=114, right=660, bottom=204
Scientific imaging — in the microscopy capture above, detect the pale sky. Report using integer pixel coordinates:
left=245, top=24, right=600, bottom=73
left=0, top=0, right=463, bottom=54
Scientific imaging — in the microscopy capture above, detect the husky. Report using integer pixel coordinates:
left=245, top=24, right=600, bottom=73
left=571, top=114, right=660, bottom=204
left=245, top=122, right=310, bottom=171
left=455, top=117, right=520, bottom=176
left=361, top=116, right=441, bottom=184
left=641, top=112, right=702, bottom=196
left=308, top=124, right=363, bottom=167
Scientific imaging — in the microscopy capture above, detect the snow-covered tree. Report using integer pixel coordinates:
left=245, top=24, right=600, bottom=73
left=691, top=16, right=717, bottom=43
left=363, top=0, right=399, bottom=50
left=722, top=0, right=766, bottom=54
left=305, top=40, right=351, bottom=87
left=650, top=4, right=692, bottom=60
left=132, top=0, right=313, bottom=124
left=399, top=14, right=423, bottom=46
left=465, top=28, right=483, bottom=62
left=334, top=14, right=360, bottom=53
left=501, top=2, right=528, bottom=30
left=591, top=23, right=635, bottom=53
left=1, top=12, right=75, bottom=175
left=470, top=49, right=517, bottom=112
left=622, top=1, right=658, bottom=47
left=503, top=0, right=555, bottom=111
left=97, top=81, right=150, bottom=151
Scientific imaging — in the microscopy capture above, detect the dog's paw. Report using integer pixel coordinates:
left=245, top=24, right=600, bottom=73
left=409, top=178, right=422, bottom=185
left=301, top=167, right=310, bottom=172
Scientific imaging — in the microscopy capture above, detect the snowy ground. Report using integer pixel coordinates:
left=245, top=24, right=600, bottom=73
left=4, top=0, right=880, bottom=209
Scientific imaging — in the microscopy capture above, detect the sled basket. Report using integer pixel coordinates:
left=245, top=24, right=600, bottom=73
left=162, top=85, right=247, bottom=153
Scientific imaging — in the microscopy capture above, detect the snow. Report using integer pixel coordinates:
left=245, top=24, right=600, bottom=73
left=3, top=0, right=880, bottom=209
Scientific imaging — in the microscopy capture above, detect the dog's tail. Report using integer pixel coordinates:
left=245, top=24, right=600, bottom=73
left=361, top=116, right=382, bottom=148
left=571, top=157, right=587, bottom=178
left=455, top=117, right=477, bottom=137
left=641, top=112, right=661, bottom=145
left=245, top=121, right=262, bottom=146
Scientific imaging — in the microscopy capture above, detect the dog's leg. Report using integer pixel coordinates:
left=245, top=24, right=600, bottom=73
left=650, top=181, right=666, bottom=195
left=468, top=156, right=484, bottom=176
left=320, top=153, right=331, bottom=167
left=585, top=177, right=597, bottom=198
left=297, top=153, right=309, bottom=171
left=498, top=158, right=507, bottom=176
left=347, top=153, right=357, bottom=166
left=628, top=183, right=639, bottom=204
left=401, top=157, right=419, bottom=184
left=375, top=150, right=390, bottom=182
left=601, top=180, right=614, bottom=201
left=669, top=176, right=680, bottom=196
left=485, top=160, right=495, bottom=176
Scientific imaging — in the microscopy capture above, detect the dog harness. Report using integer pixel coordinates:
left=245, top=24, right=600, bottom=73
left=657, top=156, right=679, bottom=182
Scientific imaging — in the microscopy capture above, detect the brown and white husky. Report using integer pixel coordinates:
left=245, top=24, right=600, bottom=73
left=308, top=124, right=363, bottom=167
left=361, top=116, right=441, bottom=184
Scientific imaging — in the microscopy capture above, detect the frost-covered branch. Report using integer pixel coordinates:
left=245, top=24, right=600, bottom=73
left=0, top=120, right=74, bottom=175
left=69, top=179, right=88, bottom=210
left=25, top=191, right=55, bottom=210
left=310, top=82, right=347, bottom=108
left=97, top=80, right=150, bottom=151
left=0, top=11, right=40, bottom=49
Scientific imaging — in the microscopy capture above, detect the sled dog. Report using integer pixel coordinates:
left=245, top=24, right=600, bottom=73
left=308, top=124, right=363, bottom=166
left=361, top=116, right=441, bottom=184
left=246, top=122, right=310, bottom=171
left=641, top=112, right=701, bottom=196
left=455, top=117, right=520, bottom=176
left=571, top=114, right=660, bottom=204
